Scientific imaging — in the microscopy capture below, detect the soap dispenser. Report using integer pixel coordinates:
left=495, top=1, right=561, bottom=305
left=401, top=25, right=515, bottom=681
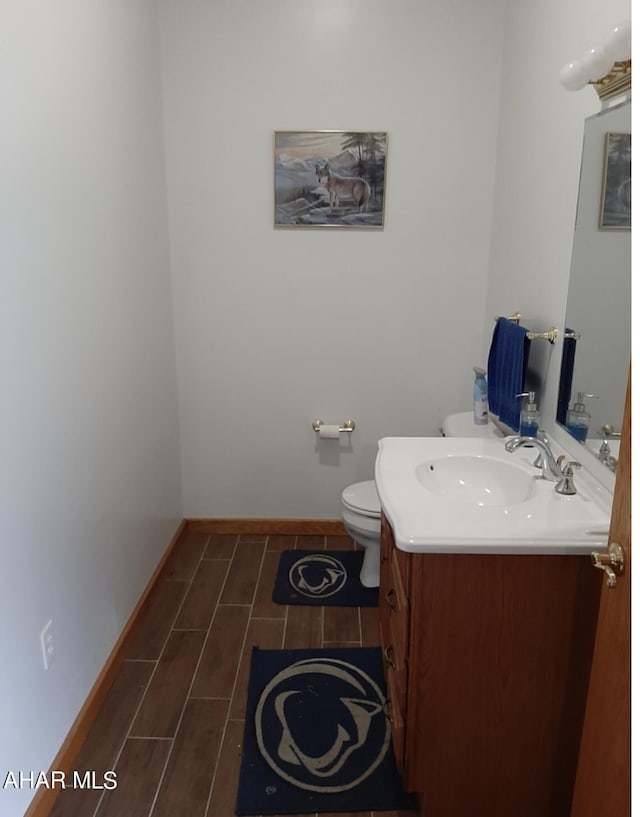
left=517, top=391, right=540, bottom=438
left=473, top=366, right=488, bottom=425
left=566, top=392, right=595, bottom=443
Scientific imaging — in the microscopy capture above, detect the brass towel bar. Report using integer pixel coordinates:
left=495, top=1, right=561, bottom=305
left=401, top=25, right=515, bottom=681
left=494, top=313, right=564, bottom=345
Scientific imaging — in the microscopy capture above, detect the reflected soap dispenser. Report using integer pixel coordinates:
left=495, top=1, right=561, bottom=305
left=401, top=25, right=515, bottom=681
left=473, top=367, right=489, bottom=425
left=566, top=392, right=595, bottom=443
left=517, top=391, right=540, bottom=438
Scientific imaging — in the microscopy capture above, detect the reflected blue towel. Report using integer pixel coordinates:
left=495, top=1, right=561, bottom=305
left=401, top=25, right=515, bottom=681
left=556, top=330, right=577, bottom=425
left=487, top=318, right=531, bottom=431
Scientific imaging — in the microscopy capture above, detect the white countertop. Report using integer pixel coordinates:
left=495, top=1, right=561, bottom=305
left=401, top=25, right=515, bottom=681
left=375, top=436, right=612, bottom=555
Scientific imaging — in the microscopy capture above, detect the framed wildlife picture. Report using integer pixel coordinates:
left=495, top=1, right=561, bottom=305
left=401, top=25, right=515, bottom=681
left=274, top=130, right=388, bottom=228
left=599, top=132, right=631, bottom=229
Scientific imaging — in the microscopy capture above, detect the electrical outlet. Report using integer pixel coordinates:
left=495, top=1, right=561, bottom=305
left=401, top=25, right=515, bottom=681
left=40, top=620, right=55, bottom=670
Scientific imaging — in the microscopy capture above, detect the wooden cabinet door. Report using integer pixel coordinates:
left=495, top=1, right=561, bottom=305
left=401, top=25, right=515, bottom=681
left=570, top=371, right=630, bottom=816
left=379, top=513, right=394, bottom=673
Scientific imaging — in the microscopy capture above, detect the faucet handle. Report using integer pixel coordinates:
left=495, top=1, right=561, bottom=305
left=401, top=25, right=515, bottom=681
left=555, top=460, right=582, bottom=495
left=561, top=459, right=582, bottom=475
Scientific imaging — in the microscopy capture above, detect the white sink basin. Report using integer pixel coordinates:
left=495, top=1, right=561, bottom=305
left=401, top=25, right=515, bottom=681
left=375, top=437, right=612, bottom=555
left=415, top=454, right=535, bottom=506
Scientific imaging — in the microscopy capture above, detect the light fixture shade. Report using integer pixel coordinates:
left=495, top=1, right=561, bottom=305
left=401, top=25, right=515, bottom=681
left=559, top=60, right=589, bottom=91
left=582, top=46, right=615, bottom=81
left=559, top=20, right=631, bottom=97
left=603, top=21, right=631, bottom=61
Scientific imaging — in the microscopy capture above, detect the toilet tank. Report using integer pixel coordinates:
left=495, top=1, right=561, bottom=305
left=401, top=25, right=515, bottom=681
left=442, top=411, right=505, bottom=438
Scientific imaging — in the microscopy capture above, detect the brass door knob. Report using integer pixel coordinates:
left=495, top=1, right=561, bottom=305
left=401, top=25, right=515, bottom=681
left=591, top=542, right=625, bottom=588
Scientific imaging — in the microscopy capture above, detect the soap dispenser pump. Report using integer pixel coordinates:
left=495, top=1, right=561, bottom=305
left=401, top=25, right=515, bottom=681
left=516, top=391, right=540, bottom=438
left=566, top=392, right=596, bottom=443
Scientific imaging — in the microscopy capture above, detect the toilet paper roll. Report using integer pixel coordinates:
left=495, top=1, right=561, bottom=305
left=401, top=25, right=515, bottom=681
left=318, top=424, right=341, bottom=439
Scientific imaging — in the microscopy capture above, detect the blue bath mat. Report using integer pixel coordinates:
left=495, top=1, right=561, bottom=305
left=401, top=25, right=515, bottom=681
left=272, top=551, right=378, bottom=607
left=236, top=647, right=415, bottom=815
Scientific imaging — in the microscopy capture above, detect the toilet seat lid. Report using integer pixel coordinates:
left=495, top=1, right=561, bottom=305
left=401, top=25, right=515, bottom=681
left=342, top=481, right=380, bottom=518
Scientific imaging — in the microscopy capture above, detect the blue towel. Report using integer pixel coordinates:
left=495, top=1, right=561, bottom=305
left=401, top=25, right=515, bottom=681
left=556, top=329, right=577, bottom=425
left=487, top=317, right=531, bottom=431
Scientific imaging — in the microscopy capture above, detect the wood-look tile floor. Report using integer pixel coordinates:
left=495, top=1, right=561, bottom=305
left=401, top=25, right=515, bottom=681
left=50, top=530, right=417, bottom=817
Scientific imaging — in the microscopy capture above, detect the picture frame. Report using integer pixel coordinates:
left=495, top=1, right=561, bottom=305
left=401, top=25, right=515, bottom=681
left=274, top=130, right=388, bottom=228
left=599, top=132, right=631, bottom=229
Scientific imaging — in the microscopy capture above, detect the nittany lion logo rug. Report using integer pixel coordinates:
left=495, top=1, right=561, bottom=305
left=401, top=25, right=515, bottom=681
left=236, top=647, right=414, bottom=815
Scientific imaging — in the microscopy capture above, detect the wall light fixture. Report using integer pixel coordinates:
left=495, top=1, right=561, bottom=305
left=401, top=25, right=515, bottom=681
left=559, top=21, right=631, bottom=102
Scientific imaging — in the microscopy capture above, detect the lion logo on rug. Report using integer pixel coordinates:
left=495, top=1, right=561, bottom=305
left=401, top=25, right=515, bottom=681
left=255, top=657, right=390, bottom=792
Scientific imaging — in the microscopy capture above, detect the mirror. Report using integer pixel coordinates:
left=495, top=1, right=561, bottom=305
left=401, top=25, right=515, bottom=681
left=556, top=100, right=631, bottom=469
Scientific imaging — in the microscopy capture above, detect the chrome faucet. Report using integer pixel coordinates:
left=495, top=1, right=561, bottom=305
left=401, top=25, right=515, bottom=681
left=597, top=439, right=618, bottom=472
left=597, top=425, right=620, bottom=472
left=505, top=436, right=583, bottom=494
left=532, top=429, right=551, bottom=470
left=504, top=436, right=563, bottom=481
left=598, top=438, right=611, bottom=461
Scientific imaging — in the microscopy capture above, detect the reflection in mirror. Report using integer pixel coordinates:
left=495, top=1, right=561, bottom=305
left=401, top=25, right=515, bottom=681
left=556, top=100, right=631, bottom=470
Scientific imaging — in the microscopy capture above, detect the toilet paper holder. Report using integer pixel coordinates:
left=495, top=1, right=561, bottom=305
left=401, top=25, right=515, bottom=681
left=312, top=419, right=356, bottom=433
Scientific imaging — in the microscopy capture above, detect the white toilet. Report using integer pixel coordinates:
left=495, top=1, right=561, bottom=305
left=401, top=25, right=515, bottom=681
left=441, top=411, right=505, bottom=439
left=341, top=480, right=382, bottom=588
left=341, top=412, right=503, bottom=588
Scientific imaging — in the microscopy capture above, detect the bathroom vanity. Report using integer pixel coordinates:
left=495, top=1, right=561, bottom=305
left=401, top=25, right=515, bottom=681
left=374, top=435, right=613, bottom=817
left=379, top=515, right=601, bottom=817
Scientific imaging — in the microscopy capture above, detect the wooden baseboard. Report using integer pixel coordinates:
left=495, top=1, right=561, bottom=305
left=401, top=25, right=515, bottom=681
left=24, top=516, right=347, bottom=816
left=185, top=518, right=347, bottom=536
left=24, top=519, right=187, bottom=817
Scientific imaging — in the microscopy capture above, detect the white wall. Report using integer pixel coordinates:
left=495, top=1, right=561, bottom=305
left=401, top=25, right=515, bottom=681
left=159, top=0, right=507, bottom=518
left=484, top=0, right=631, bottom=442
left=0, top=3, right=182, bottom=815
